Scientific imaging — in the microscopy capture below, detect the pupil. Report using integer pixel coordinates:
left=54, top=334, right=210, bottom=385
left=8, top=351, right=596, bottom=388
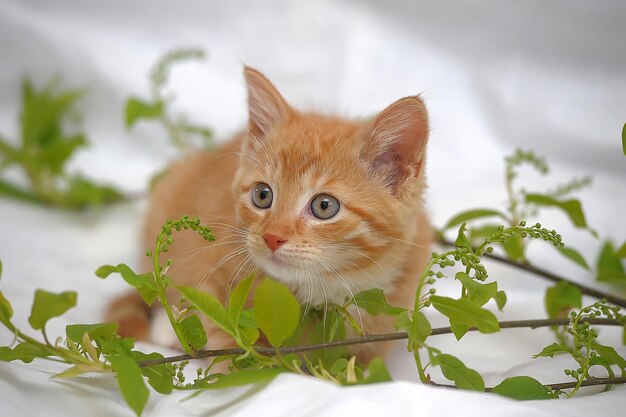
left=260, top=190, right=267, bottom=200
left=320, top=200, right=329, bottom=210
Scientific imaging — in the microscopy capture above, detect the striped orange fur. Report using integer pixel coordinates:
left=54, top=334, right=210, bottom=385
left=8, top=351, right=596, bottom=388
left=108, top=67, right=433, bottom=363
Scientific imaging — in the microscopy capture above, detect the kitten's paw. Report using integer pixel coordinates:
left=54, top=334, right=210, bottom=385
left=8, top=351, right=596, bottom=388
left=105, top=291, right=150, bottom=341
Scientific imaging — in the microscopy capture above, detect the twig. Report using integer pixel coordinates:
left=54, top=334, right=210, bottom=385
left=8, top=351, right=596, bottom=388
left=438, top=237, right=626, bottom=309
left=429, top=376, right=626, bottom=391
left=139, top=317, right=620, bottom=367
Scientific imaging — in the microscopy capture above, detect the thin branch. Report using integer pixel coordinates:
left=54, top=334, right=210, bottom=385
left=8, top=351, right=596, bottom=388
left=438, top=237, right=626, bottom=309
left=429, top=376, right=626, bottom=391
left=139, top=317, right=621, bottom=367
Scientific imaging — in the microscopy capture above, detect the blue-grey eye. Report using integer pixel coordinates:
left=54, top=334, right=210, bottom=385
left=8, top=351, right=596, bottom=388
left=251, top=183, right=273, bottom=209
left=310, top=194, right=340, bottom=219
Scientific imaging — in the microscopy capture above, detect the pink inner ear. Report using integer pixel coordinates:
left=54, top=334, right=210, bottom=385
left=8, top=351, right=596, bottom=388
left=366, top=96, right=429, bottom=194
left=243, top=67, right=290, bottom=144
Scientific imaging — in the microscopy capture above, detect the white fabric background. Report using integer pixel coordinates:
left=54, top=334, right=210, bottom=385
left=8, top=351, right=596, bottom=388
left=0, top=0, right=625, bottom=416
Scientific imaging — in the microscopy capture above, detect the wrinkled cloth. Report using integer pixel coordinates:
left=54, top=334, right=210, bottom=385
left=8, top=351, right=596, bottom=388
left=1, top=0, right=625, bottom=416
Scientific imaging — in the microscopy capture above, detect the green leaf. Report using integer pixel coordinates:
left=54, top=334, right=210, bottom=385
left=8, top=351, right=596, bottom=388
left=592, top=342, right=626, bottom=372
left=395, top=311, right=418, bottom=349
left=330, top=358, right=349, bottom=375
left=502, top=236, right=525, bottom=262
left=596, top=241, right=626, bottom=283
left=325, top=309, right=346, bottom=342
left=554, top=245, right=590, bottom=271
left=353, top=288, right=405, bottom=316
left=179, top=314, right=207, bottom=350
left=131, top=351, right=173, bottom=395
left=337, top=305, right=362, bottom=336
left=617, top=242, right=626, bottom=258
left=125, top=98, right=163, bottom=128
left=0, top=342, right=52, bottom=363
left=429, top=295, right=500, bottom=333
left=468, top=224, right=499, bottom=243
left=433, top=353, right=484, bottom=391
left=64, top=176, right=126, bottom=208
left=491, top=376, right=551, bottom=400
left=238, top=308, right=257, bottom=328
left=28, top=289, right=77, bottom=330
left=227, top=275, right=254, bottom=326
left=20, top=78, right=84, bottom=147
left=413, top=310, right=432, bottom=344
left=525, top=193, right=587, bottom=228
left=532, top=343, right=573, bottom=358
left=0, top=179, right=46, bottom=205
left=443, top=209, right=506, bottom=230
left=39, top=134, right=86, bottom=175
left=177, top=285, right=234, bottom=337
left=0, top=290, right=15, bottom=330
left=622, top=122, right=626, bottom=156
left=545, top=281, right=582, bottom=319
left=253, top=278, right=301, bottom=347
left=449, top=321, right=470, bottom=340
left=96, top=264, right=157, bottom=305
left=206, top=368, right=285, bottom=389
left=468, top=224, right=524, bottom=261
left=363, top=357, right=393, bottom=384
left=494, top=291, right=507, bottom=311
left=239, top=326, right=260, bottom=345
left=52, top=365, right=90, bottom=379
left=589, top=356, right=615, bottom=379
left=454, top=223, right=473, bottom=251
left=100, top=337, right=135, bottom=356
left=66, top=323, right=119, bottom=344
left=108, top=354, right=149, bottom=416
left=0, top=136, right=20, bottom=168
left=308, top=318, right=346, bottom=368
left=455, top=272, right=498, bottom=306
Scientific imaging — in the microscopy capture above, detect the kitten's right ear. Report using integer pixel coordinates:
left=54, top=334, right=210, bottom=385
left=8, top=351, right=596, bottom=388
left=243, top=66, right=291, bottom=144
left=360, top=95, right=429, bottom=197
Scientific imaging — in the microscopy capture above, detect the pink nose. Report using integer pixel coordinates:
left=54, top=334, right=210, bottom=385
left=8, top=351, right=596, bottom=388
left=263, top=233, right=288, bottom=252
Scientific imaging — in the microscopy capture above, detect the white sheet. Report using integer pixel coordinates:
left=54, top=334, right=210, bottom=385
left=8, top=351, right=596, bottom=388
left=1, top=0, right=625, bottom=416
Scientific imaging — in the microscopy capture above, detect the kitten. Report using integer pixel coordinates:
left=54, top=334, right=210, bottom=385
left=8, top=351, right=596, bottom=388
left=106, top=67, right=432, bottom=363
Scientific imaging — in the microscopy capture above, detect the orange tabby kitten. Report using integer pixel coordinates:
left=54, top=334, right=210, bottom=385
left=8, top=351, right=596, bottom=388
left=107, top=67, right=432, bottom=363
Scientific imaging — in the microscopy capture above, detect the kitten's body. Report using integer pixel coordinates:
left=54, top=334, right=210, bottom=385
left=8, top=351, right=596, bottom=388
left=108, top=68, right=432, bottom=362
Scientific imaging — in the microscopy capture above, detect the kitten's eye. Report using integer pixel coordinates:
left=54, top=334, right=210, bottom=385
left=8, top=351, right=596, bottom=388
left=251, top=183, right=273, bottom=209
left=310, top=194, right=340, bottom=220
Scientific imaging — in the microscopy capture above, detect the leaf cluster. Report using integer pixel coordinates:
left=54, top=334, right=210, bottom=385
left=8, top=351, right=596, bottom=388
left=0, top=79, right=125, bottom=209
left=125, top=47, right=214, bottom=153
left=439, top=148, right=626, bottom=339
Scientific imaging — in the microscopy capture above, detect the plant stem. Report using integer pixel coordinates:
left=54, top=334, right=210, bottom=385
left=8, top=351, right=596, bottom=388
left=138, top=317, right=621, bottom=367
left=152, top=228, right=192, bottom=354
left=413, top=350, right=428, bottom=383
left=429, top=376, right=626, bottom=392
left=438, top=237, right=626, bottom=309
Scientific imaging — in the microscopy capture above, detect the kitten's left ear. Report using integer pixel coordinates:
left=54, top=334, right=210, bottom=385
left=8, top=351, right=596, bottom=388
left=361, top=96, right=429, bottom=196
left=243, top=66, right=292, bottom=142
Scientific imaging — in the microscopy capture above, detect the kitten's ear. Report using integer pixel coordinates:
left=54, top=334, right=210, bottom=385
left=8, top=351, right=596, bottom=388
left=243, top=66, right=291, bottom=143
left=361, top=96, right=429, bottom=196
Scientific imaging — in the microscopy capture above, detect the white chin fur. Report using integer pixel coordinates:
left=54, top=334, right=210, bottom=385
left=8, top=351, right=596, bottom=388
left=253, top=254, right=390, bottom=306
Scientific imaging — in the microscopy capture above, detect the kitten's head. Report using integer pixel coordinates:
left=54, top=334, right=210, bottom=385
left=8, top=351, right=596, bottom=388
left=233, top=67, right=429, bottom=304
